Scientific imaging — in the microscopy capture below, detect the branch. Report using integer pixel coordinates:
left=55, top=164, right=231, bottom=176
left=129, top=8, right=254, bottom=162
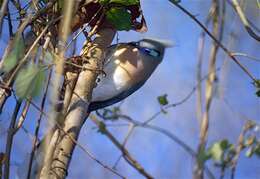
left=195, top=1, right=225, bottom=178
left=231, top=52, right=260, bottom=62
left=142, top=66, right=222, bottom=125
left=97, top=113, right=215, bottom=179
left=4, top=101, right=22, bottom=179
left=0, top=0, right=9, bottom=35
left=13, top=100, right=30, bottom=134
left=196, top=6, right=215, bottom=123
left=27, top=69, right=52, bottom=179
left=39, top=28, right=116, bottom=179
left=0, top=16, right=60, bottom=112
left=168, top=0, right=256, bottom=83
left=230, top=121, right=255, bottom=179
left=230, top=0, right=260, bottom=42
left=90, top=115, right=153, bottom=179
left=112, top=123, right=135, bottom=169
left=39, top=1, right=77, bottom=178
left=25, top=96, right=124, bottom=179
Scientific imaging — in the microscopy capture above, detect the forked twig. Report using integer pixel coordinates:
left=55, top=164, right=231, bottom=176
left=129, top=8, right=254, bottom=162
left=168, top=0, right=256, bottom=82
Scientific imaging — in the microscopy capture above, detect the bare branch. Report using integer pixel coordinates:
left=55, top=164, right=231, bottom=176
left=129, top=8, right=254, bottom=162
left=25, top=97, right=125, bottom=179
left=196, top=6, right=215, bottom=123
left=230, top=121, right=256, bottom=179
left=0, top=16, right=61, bottom=112
left=231, top=52, right=260, bottom=62
left=4, top=101, right=22, bottom=179
left=40, top=28, right=116, bottom=178
left=40, top=1, right=77, bottom=177
left=168, top=0, right=256, bottom=82
left=230, top=0, right=260, bottom=42
left=27, top=69, right=52, bottom=179
left=0, top=0, right=9, bottom=35
left=13, top=100, right=30, bottom=134
left=194, top=1, right=224, bottom=178
left=112, top=123, right=135, bottom=169
left=96, top=112, right=215, bottom=179
left=90, top=115, right=154, bottom=179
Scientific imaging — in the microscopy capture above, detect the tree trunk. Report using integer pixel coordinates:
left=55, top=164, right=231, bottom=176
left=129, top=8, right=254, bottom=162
left=39, top=28, right=116, bottom=179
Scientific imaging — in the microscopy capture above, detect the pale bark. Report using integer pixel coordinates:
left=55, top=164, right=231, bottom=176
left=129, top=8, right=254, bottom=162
left=39, top=28, right=116, bottom=179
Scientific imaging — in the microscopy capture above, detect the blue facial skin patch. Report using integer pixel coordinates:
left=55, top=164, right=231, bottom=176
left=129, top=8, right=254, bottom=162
left=142, top=48, right=160, bottom=57
left=129, top=41, right=161, bottom=57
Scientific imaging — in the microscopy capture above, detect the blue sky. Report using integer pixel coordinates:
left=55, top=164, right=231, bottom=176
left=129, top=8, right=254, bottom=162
left=0, top=0, right=259, bottom=179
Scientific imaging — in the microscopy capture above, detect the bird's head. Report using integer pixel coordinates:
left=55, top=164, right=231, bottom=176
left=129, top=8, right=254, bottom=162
left=131, top=38, right=173, bottom=63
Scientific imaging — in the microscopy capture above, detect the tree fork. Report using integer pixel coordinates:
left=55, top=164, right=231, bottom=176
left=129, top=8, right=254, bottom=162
left=39, top=28, right=116, bottom=179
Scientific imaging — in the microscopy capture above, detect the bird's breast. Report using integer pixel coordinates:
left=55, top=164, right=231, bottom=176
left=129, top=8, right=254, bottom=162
left=91, top=45, right=154, bottom=102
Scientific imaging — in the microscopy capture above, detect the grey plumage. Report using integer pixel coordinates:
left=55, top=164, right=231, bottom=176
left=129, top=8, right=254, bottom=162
left=88, top=38, right=171, bottom=112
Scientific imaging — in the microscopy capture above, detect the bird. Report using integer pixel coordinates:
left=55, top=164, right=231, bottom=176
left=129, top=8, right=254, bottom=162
left=20, top=38, right=171, bottom=178
left=88, top=38, right=172, bottom=112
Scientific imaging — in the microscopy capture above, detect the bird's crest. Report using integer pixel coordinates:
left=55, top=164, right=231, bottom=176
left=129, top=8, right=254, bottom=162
left=142, top=37, right=173, bottom=48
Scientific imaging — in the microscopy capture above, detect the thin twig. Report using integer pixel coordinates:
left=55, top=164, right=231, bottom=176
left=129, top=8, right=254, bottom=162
left=196, top=6, right=215, bottom=123
left=27, top=69, right=52, bottom=179
left=13, top=100, right=30, bottom=134
left=25, top=98, right=125, bottom=179
left=90, top=115, right=153, bottom=179
left=4, top=100, right=22, bottom=179
left=65, top=5, right=104, bottom=49
left=112, top=123, right=135, bottom=169
left=0, top=16, right=61, bottom=112
left=168, top=0, right=256, bottom=82
left=6, top=4, right=14, bottom=37
left=142, top=66, right=222, bottom=125
left=97, top=113, right=215, bottom=179
left=0, top=0, right=57, bottom=111
left=230, top=0, right=260, bottom=42
left=231, top=52, right=260, bottom=62
left=230, top=121, right=255, bottom=179
left=0, top=0, right=9, bottom=35
left=195, top=1, right=223, bottom=178
left=40, top=1, right=75, bottom=176
left=5, top=17, right=61, bottom=86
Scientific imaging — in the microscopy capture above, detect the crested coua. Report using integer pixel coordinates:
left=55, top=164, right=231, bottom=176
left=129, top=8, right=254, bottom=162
left=22, top=39, right=171, bottom=178
left=88, top=38, right=172, bottom=112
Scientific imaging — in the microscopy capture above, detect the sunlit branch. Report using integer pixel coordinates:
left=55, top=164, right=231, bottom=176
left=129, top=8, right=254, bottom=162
left=168, top=0, right=256, bottom=83
left=230, top=0, right=260, bottom=42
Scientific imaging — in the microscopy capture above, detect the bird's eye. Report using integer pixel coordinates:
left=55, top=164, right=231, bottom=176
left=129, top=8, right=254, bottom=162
left=96, top=77, right=101, bottom=83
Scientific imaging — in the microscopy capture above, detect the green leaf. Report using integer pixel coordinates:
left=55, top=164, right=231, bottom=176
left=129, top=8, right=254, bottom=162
left=254, top=79, right=260, bottom=88
left=98, top=121, right=106, bottom=134
left=44, top=51, right=54, bottom=64
left=245, top=147, right=254, bottom=158
left=157, top=94, right=169, bottom=106
left=254, top=143, right=260, bottom=157
left=58, top=0, right=64, bottom=10
left=106, top=7, right=132, bottom=31
left=2, top=53, right=18, bottom=73
left=197, top=148, right=211, bottom=167
left=256, top=89, right=260, bottom=97
left=14, top=63, right=45, bottom=99
left=254, top=79, right=260, bottom=97
left=99, top=0, right=110, bottom=4
left=209, top=139, right=231, bottom=162
left=31, top=68, right=45, bottom=97
left=99, top=0, right=139, bottom=5
left=110, top=0, right=139, bottom=5
left=2, top=36, right=25, bottom=73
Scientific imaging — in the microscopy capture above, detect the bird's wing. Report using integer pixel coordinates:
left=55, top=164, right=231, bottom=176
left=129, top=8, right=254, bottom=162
left=88, top=79, right=146, bottom=112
